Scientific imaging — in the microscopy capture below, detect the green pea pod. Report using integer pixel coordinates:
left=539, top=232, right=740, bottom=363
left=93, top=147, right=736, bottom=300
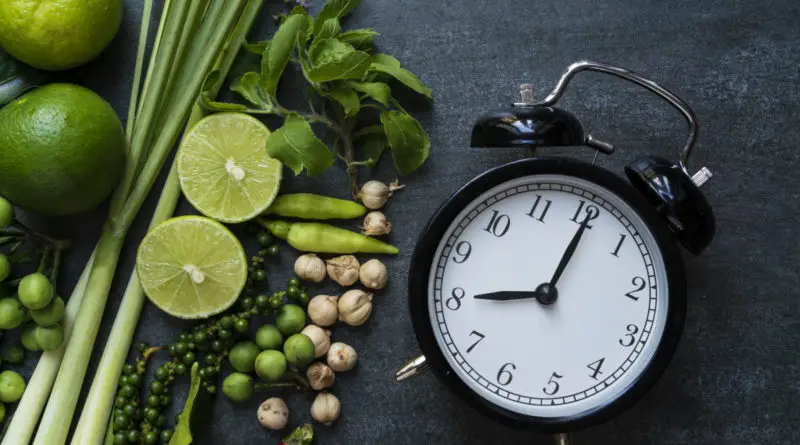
left=259, top=219, right=399, bottom=254
left=264, top=193, right=367, bottom=220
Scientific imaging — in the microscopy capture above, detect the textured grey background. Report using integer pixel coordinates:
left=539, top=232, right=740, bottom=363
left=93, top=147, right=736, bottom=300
left=15, top=0, right=799, bottom=444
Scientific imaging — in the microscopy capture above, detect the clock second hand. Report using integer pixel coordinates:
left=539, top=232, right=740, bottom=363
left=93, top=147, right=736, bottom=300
left=473, top=214, right=593, bottom=304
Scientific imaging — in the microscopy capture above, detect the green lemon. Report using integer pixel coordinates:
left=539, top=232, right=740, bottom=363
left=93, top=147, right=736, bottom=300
left=177, top=112, right=282, bottom=223
left=0, top=0, right=123, bottom=71
left=275, top=304, right=306, bottom=336
left=20, top=324, right=40, bottom=351
left=0, top=84, right=126, bottom=216
left=31, top=296, right=65, bottom=326
left=0, top=197, right=13, bottom=228
left=254, top=350, right=287, bottom=382
left=0, top=370, right=25, bottom=403
left=0, top=298, right=26, bottom=330
left=222, top=372, right=254, bottom=403
left=283, top=334, right=315, bottom=368
left=255, top=324, right=283, bottom=350
left=17, top=273, right=54, bottom=310
left=0, top=254, right=9, bottom=283
left=228, top=341, right=260, bottom=373
left=136, top=216, right=248, bottom=319
left=35, top=324, right=64, bottom=351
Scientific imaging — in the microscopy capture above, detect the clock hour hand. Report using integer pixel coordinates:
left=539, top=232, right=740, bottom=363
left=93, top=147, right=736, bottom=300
left=473, top=291, right=540, bottom=301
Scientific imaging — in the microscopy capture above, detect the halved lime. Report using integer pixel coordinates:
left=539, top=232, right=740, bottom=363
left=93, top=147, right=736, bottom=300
left=177, top=112, right=282, bottom=223
left=136, top=215, right=248, bottom=319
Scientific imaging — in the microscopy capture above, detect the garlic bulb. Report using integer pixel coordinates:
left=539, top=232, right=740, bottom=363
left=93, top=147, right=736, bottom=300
left=306, top=362, right=335, bottom=391
left=327, top=342, right=357, bottom=372
left=301, top=324, right=332, bottom=358
left=311, top=392, right=341, bottom=426
left=359, top=259, right=388, bottom=290
left=337, top=289, right=373, bottom=326
left=294, top=254, right=326, bottom=283
left=257, top=397, right=289, bottom=430
left=307, top=294, right=339, bottom=327
left=326, top=255, right=360, bottom=286
left=361, top=211, right=392, bottom=236
left=356, top=180, right=405, bottom=209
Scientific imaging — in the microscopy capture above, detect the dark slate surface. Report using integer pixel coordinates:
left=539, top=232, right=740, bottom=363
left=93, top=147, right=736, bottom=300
left=14, top=0, right=800, bottom=444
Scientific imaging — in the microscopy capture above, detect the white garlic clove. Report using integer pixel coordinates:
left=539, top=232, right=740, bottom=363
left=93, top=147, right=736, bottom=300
left=337, top=289, right=373, bottom=326
left=308, top=294, right=339, bottom=327
left=356, top=180, right=405, bottom=210
left=325, top=255, right=360, bottom=286
left=306, top=362, right=335, bottom=391
left=294, top=253, right=327, bottom=283
left=301, top=324, right=332, bottom=358
left=361, top=211, right=392, bottom=236
left=311, top=392, right=341, bottom=426
left=327, top=342, right=357, bottom=372
left=359, top=258, right=388, bottom=290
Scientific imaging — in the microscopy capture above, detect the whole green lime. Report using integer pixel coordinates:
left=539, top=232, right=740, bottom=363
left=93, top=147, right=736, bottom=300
left=283, top=334, right=315, bottom=368
left=228, top=341, right=260, bottom=373
left=254, top=350, right=287, bottom=382
left=255, top=324, right=283, bottom=350
left=0, top=0, right=123, bottom=71
left=0, top=84, right=126, bottom=216
left=222, top=372, right=254, bottom=403
left=0, top=370, right=25, bottom=403
left=275, top=304, right=306, bottom=336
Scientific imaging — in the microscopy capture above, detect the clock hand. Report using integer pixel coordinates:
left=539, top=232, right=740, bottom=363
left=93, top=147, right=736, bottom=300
left=473, top=291, right=540, bottom=301
left=548, top=214, right=592, bottom=288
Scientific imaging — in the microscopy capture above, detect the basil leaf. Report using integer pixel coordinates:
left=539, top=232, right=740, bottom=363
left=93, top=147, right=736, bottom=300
left=231, top=72, right=273, bottom=110
left=317, top=18, right=341, bottom=41
left=169, top=363, right=202, bottom=445
left=380, top=110, right=430, bottom=175
left=308, top=39, right=370, bottom=83
left=368, top=54, right=432, bottom=100
left=263, top=13, right=307, bottom=96
left=325, top=84, right=360, bottom=117
left=347, top=81, right=390, bottom=106
left=200, top=70, right=251, bottom=113
left=337, top=29, right=378, bottom=49
left=314, top=0, right=360, bottom=34
left=283, top=424, right=315, bottom=445
left=361, top=132, right=388, bottom=167
left=0, top=49, right=47, bottom=106
left=260, top=40, right=272, bottom=79
left=267, top=112, right=334, bottom=176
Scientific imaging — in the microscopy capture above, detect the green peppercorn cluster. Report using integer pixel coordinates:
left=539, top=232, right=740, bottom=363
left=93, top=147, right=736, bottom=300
left=111, top=229, right=311, bottom=444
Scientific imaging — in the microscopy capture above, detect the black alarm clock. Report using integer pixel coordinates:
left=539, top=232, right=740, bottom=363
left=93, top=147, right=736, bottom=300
left=397, top=60, right=715, bottom=444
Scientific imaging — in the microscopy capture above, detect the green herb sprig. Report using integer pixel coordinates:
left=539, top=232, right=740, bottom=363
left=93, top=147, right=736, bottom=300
left=202, top=0, right=433, bottom=195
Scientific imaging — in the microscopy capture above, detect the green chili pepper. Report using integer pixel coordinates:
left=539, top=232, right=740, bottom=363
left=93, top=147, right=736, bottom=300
left=264, top=193, right=367, bottom=220
left=259, top=219, right=399, bottom=254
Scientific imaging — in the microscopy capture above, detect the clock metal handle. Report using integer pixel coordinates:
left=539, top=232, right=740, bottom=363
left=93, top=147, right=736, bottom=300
left=519, top=60, right=699, bottom=176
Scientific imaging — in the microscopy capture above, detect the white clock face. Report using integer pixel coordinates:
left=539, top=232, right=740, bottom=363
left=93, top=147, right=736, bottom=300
left=427, top=174, right=669, bottom=418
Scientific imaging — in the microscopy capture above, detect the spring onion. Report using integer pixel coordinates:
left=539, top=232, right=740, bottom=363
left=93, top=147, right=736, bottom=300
left=71, top=2, right=266, bottom=444
left=25, top=1, right=248, bottom=444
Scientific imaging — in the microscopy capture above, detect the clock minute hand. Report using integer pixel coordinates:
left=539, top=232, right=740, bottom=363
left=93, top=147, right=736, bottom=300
left=548, top=215, right=591, bottom=288
left=473, top=291, right=540, bottom=301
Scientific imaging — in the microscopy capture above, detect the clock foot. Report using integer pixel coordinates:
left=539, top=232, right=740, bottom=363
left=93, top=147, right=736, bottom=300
left=395, top=355, right=428, bottom=382
left=553, top=433, right=572, bottom=445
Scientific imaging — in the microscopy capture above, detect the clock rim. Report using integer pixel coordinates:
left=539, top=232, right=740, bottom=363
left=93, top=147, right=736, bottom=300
left=407, top=156, right=687, bottom=433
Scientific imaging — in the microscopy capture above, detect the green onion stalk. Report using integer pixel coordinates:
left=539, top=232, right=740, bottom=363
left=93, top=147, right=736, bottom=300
left=71, top=2, right=266, bottom=444
left=0, top=0, right=160, bottom=440
left=17, top=1, right=250, bottom=444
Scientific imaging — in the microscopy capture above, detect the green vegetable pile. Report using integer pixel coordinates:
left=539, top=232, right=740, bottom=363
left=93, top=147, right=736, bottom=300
left=0, top=0, right=433, bottom=443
